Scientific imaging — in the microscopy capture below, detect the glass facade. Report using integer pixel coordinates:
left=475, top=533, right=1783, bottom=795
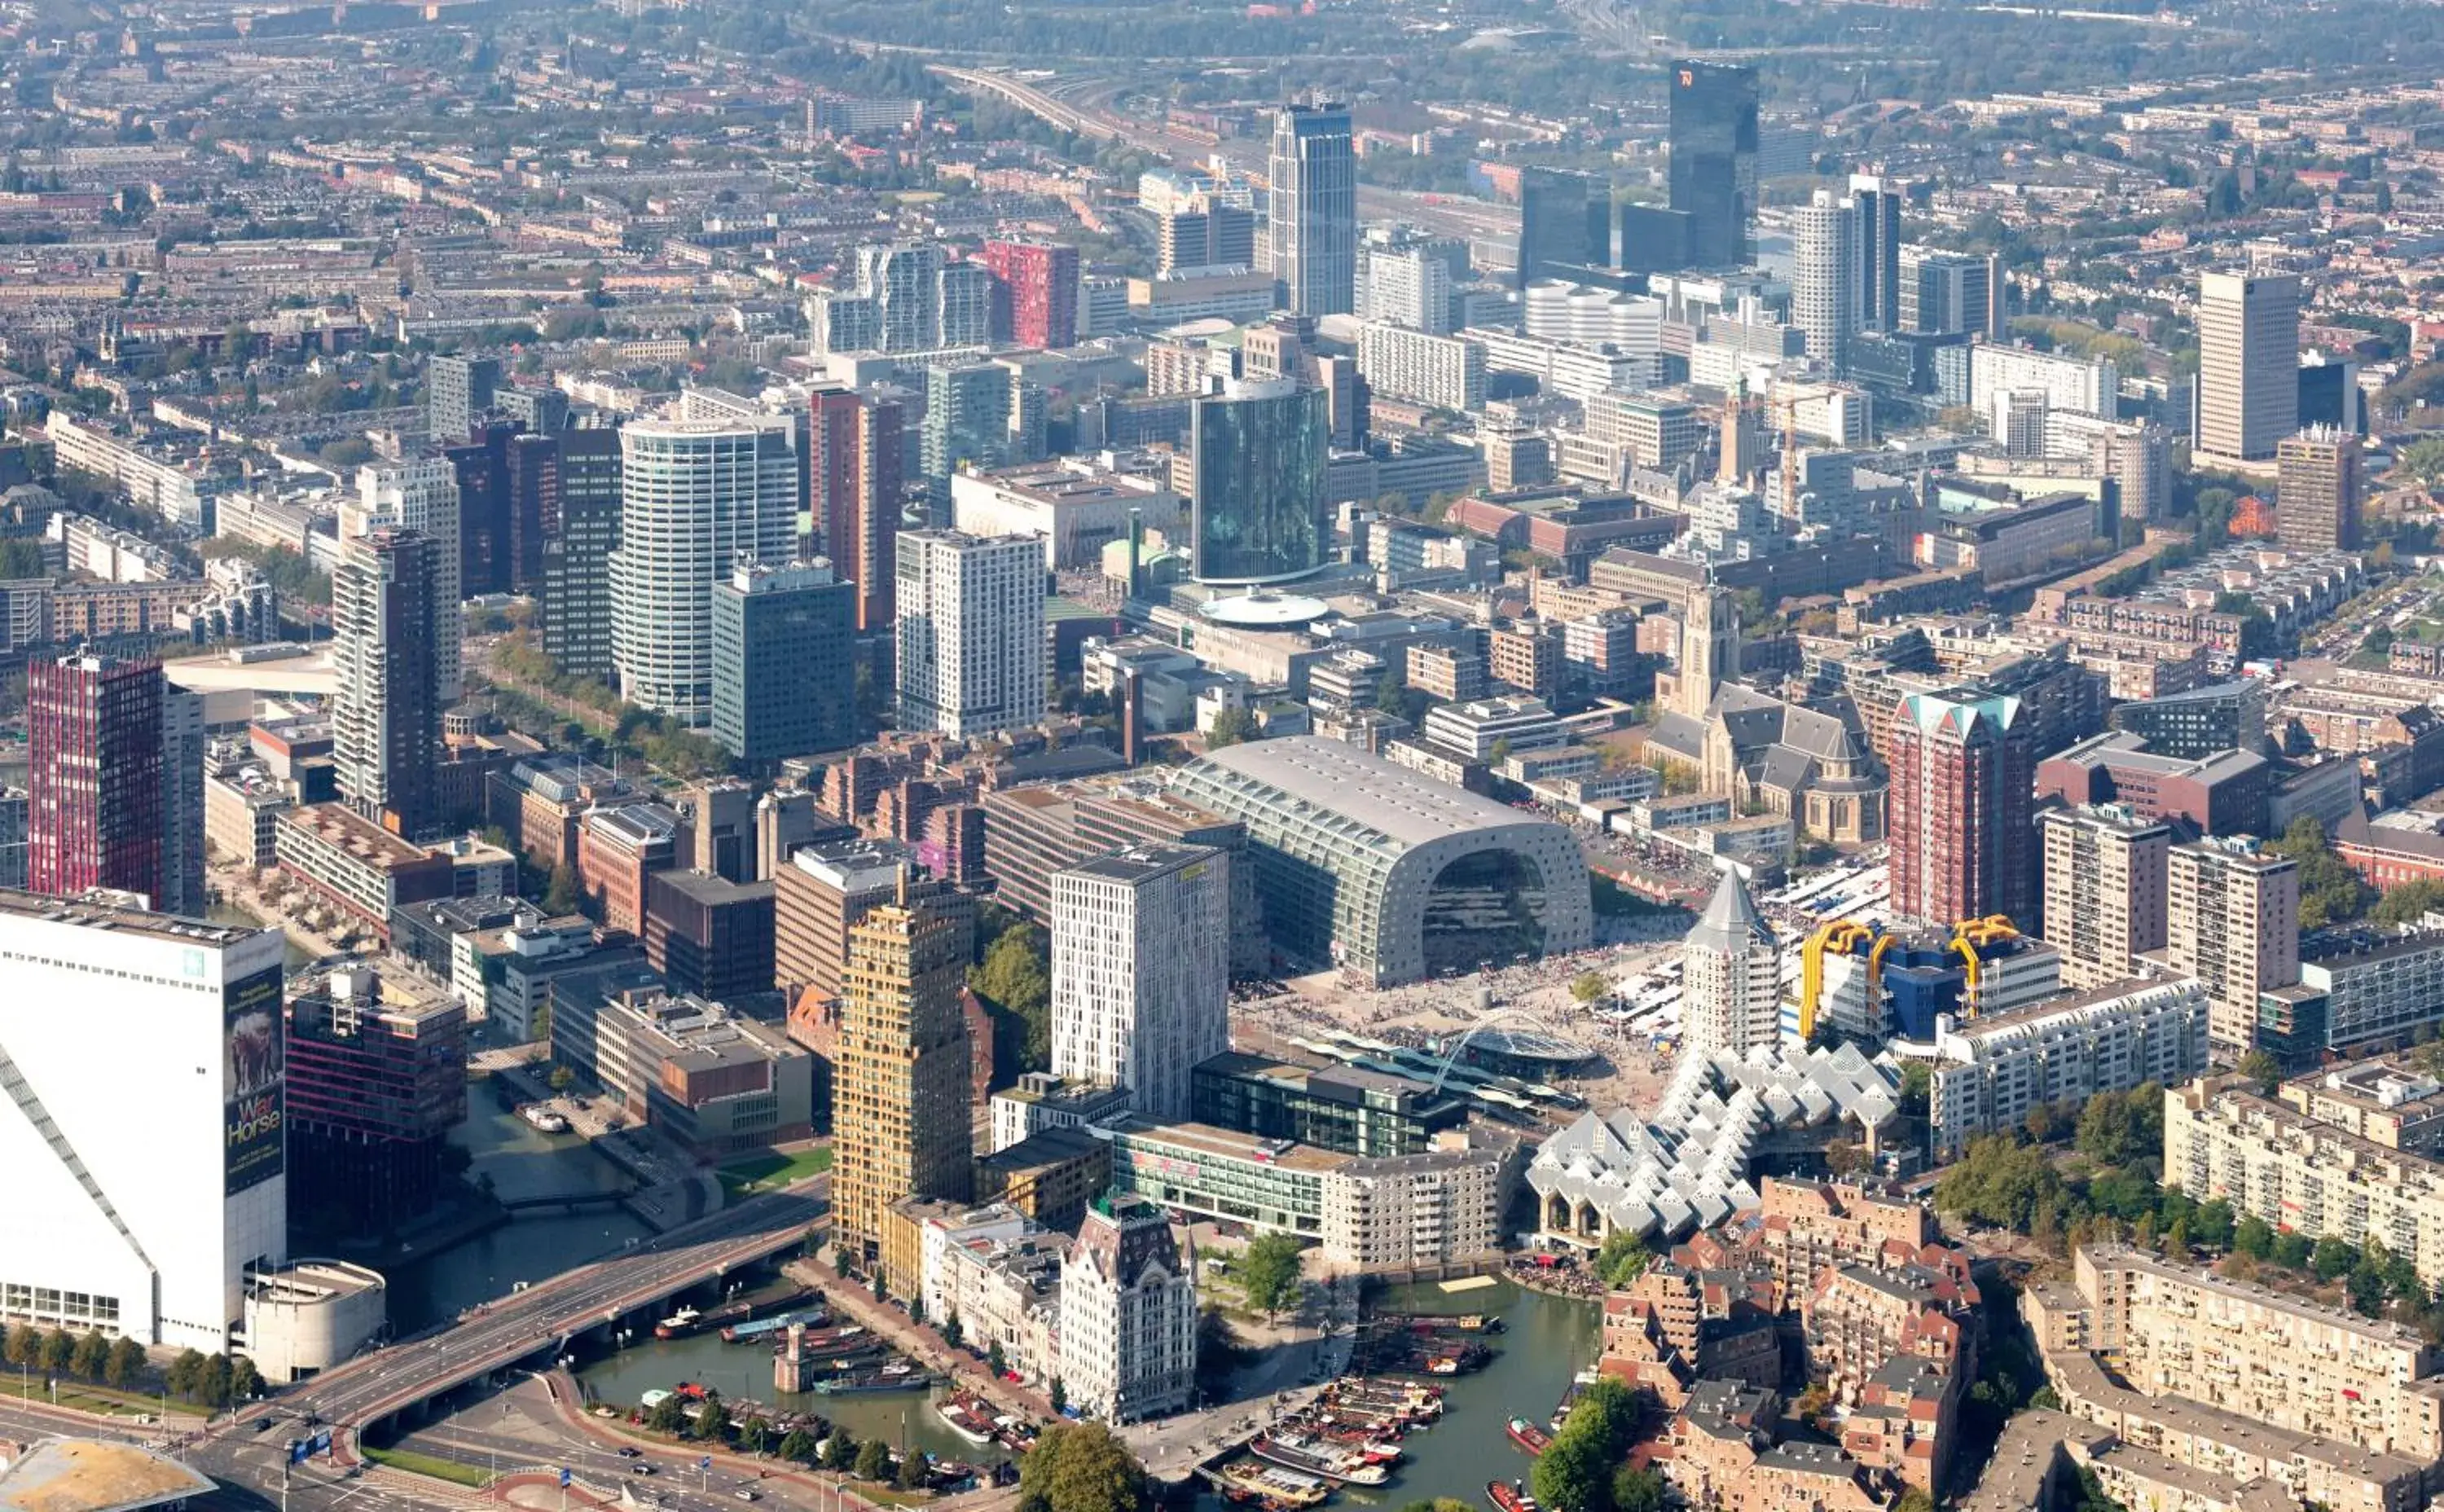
left=1517, top=167, right=1607, bottom=287
left=1667, top=59, right=1759, bottom=269
left=1190, top=382, right=1328, bottom=585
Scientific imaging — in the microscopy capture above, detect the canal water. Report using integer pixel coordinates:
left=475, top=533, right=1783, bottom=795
left=578, top=1332, right=987, bottom=1468
left=384, top=1097, right=653, bottom=1334
left=1304, top=1281, right=1599, bottom=1510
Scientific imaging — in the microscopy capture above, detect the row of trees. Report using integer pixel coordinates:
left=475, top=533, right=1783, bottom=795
left=639, top=1391, right=934, bottom=1489
left=0, top=1324, right=149, bottom=1391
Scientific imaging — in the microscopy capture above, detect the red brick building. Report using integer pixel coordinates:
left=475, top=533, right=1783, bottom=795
left=1888, top=690, right=2035, bottom=926
left=981, top=240, right=1079, bottom=350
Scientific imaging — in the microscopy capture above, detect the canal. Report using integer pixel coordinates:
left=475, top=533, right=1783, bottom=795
left=384, top=1094, right=653, bottom=1334
left=1305, top=1281, right=1598, bottom=1510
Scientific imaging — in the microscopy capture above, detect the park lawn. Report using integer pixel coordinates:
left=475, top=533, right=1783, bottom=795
left=719, top=1147, right=833, bottom=1198
left=49, top=1385, right=206, bottom=1418
left=363, top=1446, right=494, bottom=1488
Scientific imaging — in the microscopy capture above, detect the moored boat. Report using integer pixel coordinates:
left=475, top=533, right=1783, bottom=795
left=1487, top=1480, right=1538, bottom=1512
left=1506, top=1417, right=1550, bottom=1457
left=1249, top=1435, right=1390, bottom=1488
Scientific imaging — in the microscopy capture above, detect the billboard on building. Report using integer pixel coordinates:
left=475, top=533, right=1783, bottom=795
left=224, top=965, right=284, bottom=1194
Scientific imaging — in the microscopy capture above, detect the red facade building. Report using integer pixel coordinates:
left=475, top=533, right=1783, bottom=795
left=1888, top=690, right=2034, bottom=928
left=982, top=240, right=1080, bottom=351
left=29, top=653, right=164, bottom=906
left=811, top=386, right=904, bottom=633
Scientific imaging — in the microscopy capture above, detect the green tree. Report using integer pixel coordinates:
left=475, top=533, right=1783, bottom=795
left=40, top=1329, right=73, bottom=1374
left=1593, top=1231, right=1651, bottom=1288
left=230, top=1356, right=260, bottom=1401
left=697, top=1397, right=732, bottom=1443
left=1611, top=1471, right=1665, bottom=1512
left=822, top=1432, right=858, bottom=1471
left=196, top=1352, right=231, bottom=1409
left=1050, top=1377, right=1067, bottom=1413
left=164, top=1348, right=204, bottom=1398
left=2314, top=1236, right=2360, bottom=1281
left=1894, top=1492, right=1936, bottom=1512
left=943, top=1312, right=964, bottom=1349
left=1236, top=1233, right=1306, bottom=1321
left=548, top=1066, right=577, bottom=1093
left=69, top=1330, right=108, bottom=1381
left=736, top=1415, right=771, bottom=1455
left=647, top=1394, right=688, bottom=1435
left=1569, top=970, right=1609, bottom=1004
left=1016, top=1422, right=1150, bottom=1512
left=988, top=1338, right=1008, bottom=1378
left=2238, top=1049, right=2283, bottom=1094
left=2273, top=1231, right=2314, bottom=1271
left=970, top=923, right=1053, bottom=1071
left=2399, top=435, right=2444, bottom=490
left=855, top=1438, right=892, bottom=1482
left=897, top=1449, right=931, bottom=1490
left=543, top=865, right=582, bottom=916
left=778, top=1428, right=815, bottom=1464
left=1205, top=706, right=1256, bottom=748
left=103, top=1336, right=145, bottom=1390
left=1532, top=1430, right=1612, bottom=1512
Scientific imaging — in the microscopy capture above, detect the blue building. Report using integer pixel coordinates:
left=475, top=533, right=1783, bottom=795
left=710, top=560, right=856, bottom=763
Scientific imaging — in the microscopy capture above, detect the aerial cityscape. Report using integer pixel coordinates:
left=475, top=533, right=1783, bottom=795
left=3, top=4, right=2444, bottom=1512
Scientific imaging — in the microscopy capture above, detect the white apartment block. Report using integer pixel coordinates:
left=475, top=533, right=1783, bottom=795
left=1356, top=322, right=1487, bottom=413
left=1470, top=327, right=1662, bottom=404
left=1968, top=343, right=2119, bottom=421
left=2166, top=1074, right=2444, bottom=1288
left=1321, top=1149, right=1502, bottom=1268
left=894, top=530, right=1047, bottom=737
left=1928, top=977, right=2210, bottom=1158
left=1522, top=283, right=1664, bottom=352
left=43, top=411, right=215, bottom=531
left=352, top=456, right=464, bottom=702
left=2167, top=837, right=2300, bottom=1057
left=2039, top=804, right=2170, bottom=991
left=1359, top=244, right=1454, bottom=334
left=1058, top=1196, right=1197, bottom=1422
left=1048, top=845, right=1230, bottom=1123
left=0, top=892, right=289, bottom=1352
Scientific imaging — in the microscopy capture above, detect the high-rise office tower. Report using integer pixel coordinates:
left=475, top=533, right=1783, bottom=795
left=1790, top=189, right=1857, bottom=371
left=2197, top=270, right=2301, bottom=464
left=158, top=685, right=205, bottom=917
left=1268, top=102, right=1357, bottom=317
left=711, top=560, right=858, bottom=762
left=981, top=240, right=1080, bottom=350
left=833, top=886, right=973, bottom=1272
left=284, top=962, right=468, bottom=1235
left=1848, top=175, right=1902, bottom=333
left=0, top=891, right=288, bottom=1352
left=2277, top=426, right=2363, bottom=553
left=1667, top=59, right=1759, bottom=268
left=29, top=652, right=164, bottom=907
left=354, top=458, right=464, bottom=702
left=1048, top=844, right=1229, bottom=1122
left=1517, top=167, right=1608, bottom=287
left=541, top=427, right=622, bottom=680
left=1899, top=246, right=2002, bottom=337
left=922, top=363, right=1042, bottom=505
left=446, top=420, right=519, bottom=598
left=1157, top=204, right=1257, bottom=274
left=2168, top=837, right=2301, bottom=1058
left=504, top=431, right=559, bottom=592
left=2038, top=804, right=2169, bottom=991
left=1680, top=869, right=1778, bottom=1056
left=812, top=388, right=904, bottom=633
left=1889, top=689, right=2035, bottom=928
left=1189, top=377, right=1329, bottom=585
left=609, top=418, right=798, bottom=726
left=427, top=353, right=500, bottom=444
left=332, top=527, right=446, bottom=840
left=894, top=530, right=1047, bottom=738
left=1614, top=204, right=1697, bottom=276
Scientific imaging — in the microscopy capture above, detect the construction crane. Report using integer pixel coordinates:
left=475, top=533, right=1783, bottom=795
left=1771, top=382, right=1840, bottom=521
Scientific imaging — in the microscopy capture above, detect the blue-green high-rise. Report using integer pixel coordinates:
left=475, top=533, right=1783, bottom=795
left=1189, top=378, right=1327, bottom=585
left=710, top=560, right=857, bottom=762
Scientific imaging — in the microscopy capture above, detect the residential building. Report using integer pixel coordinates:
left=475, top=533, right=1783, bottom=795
left=284, top=962, right=468, bottom=1236
left=1059, top=1195, right=1198, bottom=1422
left=2299, top=928, right=2444, bottom=1061
left=353, top=458, right=462, bottom=703
left=1268, top=102, right=1356, bottom=317
left=2196, top=270, right=2301, bottom=465
left=332, top=527, right=446, bottom=840
left=643, top=869, right=776, bottom=1001
left=2165, top=837, right=2301, bottom=1058
left=1356, top=323, right=1486, bottom=412
left=426, top=354, right=499, bottom=443
left=540, top=428, right=621, bottom=681
left=609, top=418, right=799, bottom=725
left=833, top=889, right=974, bottom=1268
left=1898, top=246, right=1999, bottom=338
left=1790, top=190, right=1855, bottom=371
left=711, top=560, right=856, bottom=763
left=1681, top=871, right=1780, bottom=1057
left=2277, top=426, right=2363, bottom=553
left=275, top=803, right=453, bottom=942
left=2037, top=805, right=2169, bottom=990
left=1888, top=690, right=2035, bottom=928
left=29, top=653, right=164, bottom=909
left=923, top=362, right=1043, bottom=499
left=1049, top=845, right=1229, bottom=1122
left=811, top=388, right=905, bottom=635
left=0, top=892, right=288, bottom=1351
left=1926, top=978, right=2211, bottom=1159
left=894, top=530, right=1047, bottom=737
left=2108, top=681, right=2267, bottom=758
left=990, top=1071, right=1137, bottom=1154
left=981, top=240, right=1080, bottom=350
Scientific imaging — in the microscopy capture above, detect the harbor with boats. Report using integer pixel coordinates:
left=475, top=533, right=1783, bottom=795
left=1189, top=1280, right=1598, bottom=1512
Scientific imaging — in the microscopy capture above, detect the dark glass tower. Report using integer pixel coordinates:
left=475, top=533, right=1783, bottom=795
left=1189, top=380, right=1328, bottom=585
left=1667, top=59, right=1759, bottom=268
left=1517, top=167, right=1608, bottom=286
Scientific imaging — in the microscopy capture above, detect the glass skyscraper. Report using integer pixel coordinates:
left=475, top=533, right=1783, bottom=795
left=1516, top=166, right=1609, bottom=287
left=1189, top=379, right=1328, bottom=585
left=1667, top=59, right=1759, bottom=269
left=1268, top=103, right=1356, bottom=317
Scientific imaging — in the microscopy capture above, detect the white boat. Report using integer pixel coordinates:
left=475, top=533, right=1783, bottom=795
left=520, top=1105, right=571, bottom=1134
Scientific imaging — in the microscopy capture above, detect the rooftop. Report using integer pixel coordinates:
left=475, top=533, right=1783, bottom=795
left=1176, top=736, right=1564, bottom=850
left=0, top=1440, right=214, bottom=1512
left=0, top=886, right=262, bottom=947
